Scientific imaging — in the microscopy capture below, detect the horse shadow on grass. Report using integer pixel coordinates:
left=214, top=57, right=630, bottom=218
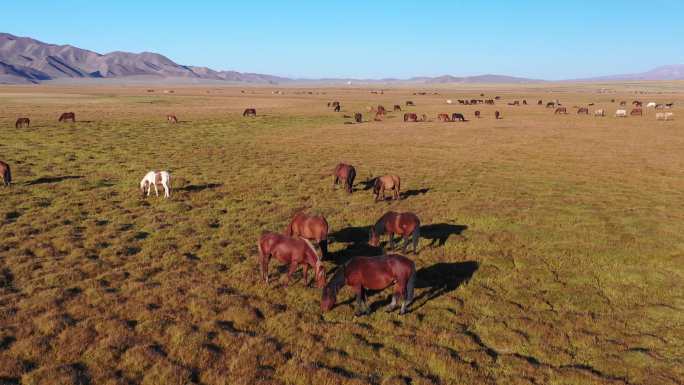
left=400, top=188, right=430, bottom=199
left=410, top=261, right=479, bottom=310
left=26, top=175, right=83, bottom=185
left=178, top=183, right=223, bottom=192
left=420, top=223, right=468, bottom=248
left=358, top=178, right=376, bottom=191
left=327, top=226, right=383, bottom=266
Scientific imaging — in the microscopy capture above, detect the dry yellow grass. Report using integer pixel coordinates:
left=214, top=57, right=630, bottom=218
left=0, top=82, right=683, bottom=385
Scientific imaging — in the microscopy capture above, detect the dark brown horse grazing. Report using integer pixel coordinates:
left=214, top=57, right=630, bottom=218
left=334, top=104, right=341, bottom=112
left=495, top=111, right=501, bottom=119
left=354, top=112, right=363, bottom=123
left=258, top=232, right=325, bottom=288
left=577, top=107, right=589, bottom=115
left=285, top=212, right=329, bottom=258
left=0, top=160, right=11, bottom=187
left=538, top=100, right=543, bottom=105
left=321, top=254, right=416, bottom=315
left=393, top=104, right=402, bottom=112
left=369, top=211, right=420, bottom=254
left=15, top=118, right=30, bottom=128
left=474, top=110, right=481, bottom=118
left=522, top=99, right=528, bottom=105
left=373, top=175, right=401, bottom=201
left=451, top=113, right=466, bottom=122
left=58, top=112, right=76, bottom=122
left=333, top=163, right=356, bottom=193
left=555, top=107, right=568, bottom=114
left=167, top=114, right=178, bottom=123
left=404, top=112, right=418, bottom=122
left=243, top=108, right=257, bottom=117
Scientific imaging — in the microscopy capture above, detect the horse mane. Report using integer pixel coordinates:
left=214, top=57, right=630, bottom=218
left=373, top=214, right=388, bottom=236
left=324, top=265, right=346, bottom=299
left=301, top=237, right=320, bottom=261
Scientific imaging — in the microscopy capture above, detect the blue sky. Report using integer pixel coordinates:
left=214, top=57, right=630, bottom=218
left=2, top=0, right=683, bottom=80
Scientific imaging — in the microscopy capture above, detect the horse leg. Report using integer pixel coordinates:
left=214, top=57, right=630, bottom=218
left=163, top=183, right=170, bottom=198
left=261, top=256, right=269, bottom=284
left=153, top=184, right=159, bottom=197
left=285, top=260, right=298, bottom=287
left=333, top=175, right=338, bottom=189
left=385, top=291, right=399, bottom=312
left=302, top=264, right=309, bottom=286
left=388, top=233, right=394, bottom=250
left=353, top=286, right=368, bottom=316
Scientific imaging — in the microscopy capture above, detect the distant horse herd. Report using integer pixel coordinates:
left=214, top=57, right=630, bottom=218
left=2, top=90, right=679, bottom=317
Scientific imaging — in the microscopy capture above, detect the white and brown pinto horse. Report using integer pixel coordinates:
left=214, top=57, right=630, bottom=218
left=140, top=171, right=171, bottom=198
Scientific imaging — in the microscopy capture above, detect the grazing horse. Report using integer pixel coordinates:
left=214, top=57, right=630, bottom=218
left=374, top=111, right=384, bottom=121
left=495, top=111, right=501, bottom=119
left=437, top=113, right=451, bottom=122
left=538, top=100, right=543, bottom=105
left=577, top=107, right=589, bottom=115
left=633, top=101, right=642, bottom=107
left=58, top=112, right=76, bottom=122
left=546, top=102, right=555, bottom=108
left=0, top=160, right=11, bottom=187
left=354, top=112, right=363, bottom=123
left=594, top=109, right=606, bottom=117
left=140, top=170, right=171, bottom=198
left=377, top=105, right=386, bottom=115
left=474, top=110, right=481, bottom=118
left=406, top=101, right=415, bottom=106
left=15, top=118, right=30, bottom=128
left=522, top=99, right=528, bottom=105
left=554, top=107, right=568, bottom=114
left=243, top=108, right=257, bottom=117
left=258, top=232, right=325, bottom=288
left=615, top=109, right=627, bottom=117
left=404, top=113, right=418, bottom=122
left=451, top=113, right=466, bottom=122
left=665, top=103, right=674, bottom=108
left=393, top=104, right=402, bottom=112
left=321, top=254, right=416, bottom=316
left=167, top=114, right=178, bottom=124
left=334, top=104, right=341, bottom=112
left=369, top=211, right=421, bottom=254
left=646, top=102, right=657, bottom=108
left=285, top=212, right=329, bottom=259
left=373, top=175, right=401, bottom=201
left=630, top=108, right=643, bottom=116
left=333, top=163, right=356, bottom=193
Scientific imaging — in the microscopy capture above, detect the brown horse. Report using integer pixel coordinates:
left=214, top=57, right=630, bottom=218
left=393, top=104, right=402, bottom=112
left=474, top=110, right=481, bottom=118
left=546, top=102, right=555, bottom=108
left=404, top=113, right=418, bottom=122
left=58, top=112, right=76, bottom=122
left=333, top=163, right=356, bottom=193
left=495, top=111, right=501, bottom=119
left=369, top=211, right=420, bottom=254
left=554, top=107, right=568, bottom=114
left=373, top=175, right=401, bottom=201
left=538, top=100, right=543, bottom=105
left=437, top=113, right=451, bottom=122
left=633, top=100, right=642, bottom=107
left=0, top=160, right=11, bottom=187
left=321, top=254, right=416, bottom=316
left=285, top=212, right=329, bottom=258
left=167, top=114, right=178, bottom=124
left=577, top=107, right=589, bottom=115
left=522, top=100, right=528, bottom=105
left=258, top=232, right=325, bottom=288
left=243, top=108, right=257, bottom=117
left=630, top=108, right=643, bottom=116
left=377, top=105, right=386, bottom=115
left=334, top=104, right=341, bottom=112
left=373, top=111, right=384, bottom=121
left=330, top=101, right=340, bottom=109
left=15, top=118, right=30, bottom=128
left=354, top=112, right=363, bottom=123
left=451, top=113, right=466, bottom=122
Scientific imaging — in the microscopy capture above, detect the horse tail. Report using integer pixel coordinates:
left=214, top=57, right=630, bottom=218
left=4, top=166, right=11, bottom=186
left=348, top=167, right=356, bottom=192
left=405, top=263, right=416, bottom=304
left=412, top=223, right=420, bottom=253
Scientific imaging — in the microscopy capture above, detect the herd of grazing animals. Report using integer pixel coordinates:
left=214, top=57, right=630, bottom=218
left=2, top=91, right=677, bottom=317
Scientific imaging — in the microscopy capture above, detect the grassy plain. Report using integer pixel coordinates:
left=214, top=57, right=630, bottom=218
left=0, top=82, right=682, bottom=385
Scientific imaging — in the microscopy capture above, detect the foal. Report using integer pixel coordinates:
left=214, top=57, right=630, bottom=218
left=140, top=171, right=171, bottom=198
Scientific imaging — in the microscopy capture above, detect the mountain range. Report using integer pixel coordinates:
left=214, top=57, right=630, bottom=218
left=1, top=32, right=683, bottom=85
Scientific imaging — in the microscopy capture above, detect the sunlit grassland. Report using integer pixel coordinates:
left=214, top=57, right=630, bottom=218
left=0, top=85, right=682, bottom=385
